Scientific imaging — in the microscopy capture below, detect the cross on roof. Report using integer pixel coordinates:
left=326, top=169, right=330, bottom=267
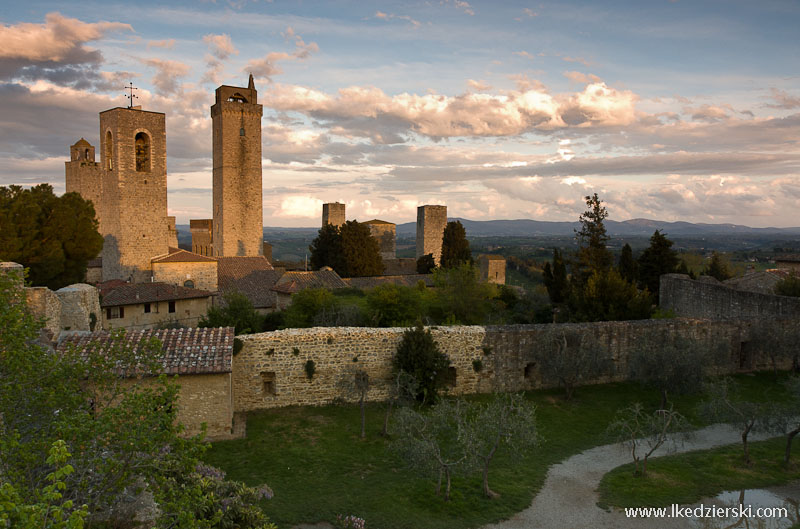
left=123, top=81, right=138, bottom=108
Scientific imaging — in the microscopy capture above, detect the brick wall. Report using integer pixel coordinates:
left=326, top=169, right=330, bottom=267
left=152, top=261, right=219, bottom=291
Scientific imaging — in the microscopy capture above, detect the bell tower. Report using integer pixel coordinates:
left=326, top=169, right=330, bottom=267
left=211, top=74, right=264, bottom=257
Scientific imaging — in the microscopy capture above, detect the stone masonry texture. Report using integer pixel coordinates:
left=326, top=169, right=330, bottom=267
left=416, top=205, right=447, bottom=265
left=322, top=202, right=346, bottom=227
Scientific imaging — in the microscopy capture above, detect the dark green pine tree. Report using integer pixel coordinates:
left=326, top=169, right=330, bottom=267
left=416, top=253, right=436, bottom=274
left=440, top=220, right=472, bottom=269
left=309, top=223, right=343, bottom=271
left=637, top=230, right=679, bottom=300
left=703, top=251, right=733, bottom=281
left=339, top=220, right=384, bottom=277
left=574, top=193, right=613, bottom=285
left=0, top=184, right=103, bottom=289
left=618, top=243, right=638, bottom=284
left=543, top=248, right=569, bottom=303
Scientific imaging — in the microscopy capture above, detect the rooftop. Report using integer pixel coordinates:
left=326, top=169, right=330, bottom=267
left=217, top=256, right=279, bottom=309
left=344, top=274, right=434, bottom=289
left=101, top=282, right=213, bottom=307
left=151, top=247, right=217, bottom=264
left=271, top=270, right=349, bottom=294
left=57, top=327, right=234, bottom=376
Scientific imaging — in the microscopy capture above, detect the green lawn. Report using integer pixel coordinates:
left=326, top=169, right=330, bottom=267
left=597, top=437, right=800, bottom=509
left=203, top=373, right=788, bottom=529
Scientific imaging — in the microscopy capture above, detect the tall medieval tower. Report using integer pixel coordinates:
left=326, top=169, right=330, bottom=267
left=98, top=107, right=169, bottom=282
left=416, top=205, right=448, bottom=266
left=211, top=74, right=263, bottom=257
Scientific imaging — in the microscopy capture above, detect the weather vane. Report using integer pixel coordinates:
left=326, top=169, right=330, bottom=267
left=123, top=81, right=138, bottom=108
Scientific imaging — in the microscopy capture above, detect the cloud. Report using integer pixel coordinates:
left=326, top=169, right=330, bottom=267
left=467, top=79, right=492, bottom=92
left=0, top=13, right=131, bottom=83
left=203, top=34, right=238, bottom=60
left=374, top=11, right=422, bottom=28
left=766, top=88, right=800, bottom=110
left=686, top=104, right=730, bottom=122
left=147, top=39, right=175, bottom=50
left=513, top=51, right=535, bottom=60
left=563, top=71, right=601, bottom=85
left=141, top=58, right=191, bottom=95
left=523, top=8, right=537, bottom=17
left=559, top=82, right=638, bottom=127
left=562, top=56, right=591, bottom=67
left=245, top=27, right=317, bottom=81
left=276, top=195, right=324, bottom=218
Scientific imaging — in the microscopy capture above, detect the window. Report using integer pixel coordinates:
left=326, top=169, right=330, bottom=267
left=443, top=367, right=457, bottom=388
left=144, top=303, right=151, bottom=313
left=135, top=132, right=150, bottom=172
left=106, top=306, right=124, bottom=319
left=105, top=131, right=113, bottom=170
left=183, top=280, right=195, bottom=289
left=168, top=301, right=176, bottom=313
left=524, top=362, right=536, bottom=379
left=261, top=372, right=276, bottom=395
left=84, top=148, right=90, bottom=160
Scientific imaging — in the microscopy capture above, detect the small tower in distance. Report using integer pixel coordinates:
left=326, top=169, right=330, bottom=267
left=416, top=205, right=447, bottom=266
left=211, top=74, right=264, bottom=257
left=322, top=202, right=346, bottom=227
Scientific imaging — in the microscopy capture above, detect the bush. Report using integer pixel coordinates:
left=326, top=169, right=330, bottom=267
left=282, top=288, right=339, bottom=328
left=774, top=271, right=800, bottom=297
left=199, top=291, right=264, bottom=335
left=366, top=283, right=423, bottom=327
left=392, top=323, right=451, bottom=404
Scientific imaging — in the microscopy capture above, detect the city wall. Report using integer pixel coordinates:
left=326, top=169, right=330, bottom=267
left=233, top=318, right=788, bottom=412
left=661, top=273, right=800, bottom=320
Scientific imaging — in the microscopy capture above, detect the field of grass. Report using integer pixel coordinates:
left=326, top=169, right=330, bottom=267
left=598, top=437, right=800, bottom=509
left=203, top=373, right=787, bottom=529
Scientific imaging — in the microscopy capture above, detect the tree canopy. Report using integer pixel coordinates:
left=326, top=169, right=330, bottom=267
left=574, top=193, right=613, bottom=283
left=309, top=220, right=383, bottom=277
left=703, top=251, right=733, bottom=281
left=440, top=220, right=472, bottom=269
left=637, top=230, right=679, bottom=301
left=0, top=184, right=103, bottom=289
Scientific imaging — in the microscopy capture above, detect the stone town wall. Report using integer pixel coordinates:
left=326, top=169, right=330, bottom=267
left=232, top=318, right=788, bottom=412
left=660, top=274, right=800, bottom=320
left=152, top=261, right=219, bottom=291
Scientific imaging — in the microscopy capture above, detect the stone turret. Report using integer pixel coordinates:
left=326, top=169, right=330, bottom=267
left=416, top=205, right=447, bottom=265
left=322, top=202, right=346, bottom=227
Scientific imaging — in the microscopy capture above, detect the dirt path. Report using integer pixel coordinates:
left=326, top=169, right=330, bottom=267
left=481, top=424, right=785, bottom=529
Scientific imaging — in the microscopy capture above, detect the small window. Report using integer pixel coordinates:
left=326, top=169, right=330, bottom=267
left=168, top=301, right=176, bottom=313
left=239, top=127, right=245, bottom=136
left=84, top=148, right=90, bottom=160
left=524, top=362, right=536, bottom=379
left=183, top=280, right=195, bottom=289
left=135, top=132, right=150, bottom=172
left=442, top=367, right=457, bottom=388
left=105, top=131, right=113, bottom=170
left=261, top=372, right=276, bottom=395
left=106, top=306, right=124, bottom=319
left=144, top=303, right=151, bottom=314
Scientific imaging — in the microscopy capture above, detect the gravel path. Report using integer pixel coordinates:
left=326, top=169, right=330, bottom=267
left=481, top=424, right=784, bottom=529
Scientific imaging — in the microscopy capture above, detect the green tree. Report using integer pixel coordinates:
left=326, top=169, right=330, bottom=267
left=637, top=231, right=679, bottom=301
left=774, top=271, right=800, bottom=297
left=570, top=268, right=653, bottom=322
left=618, top=243, right=638, bottom=284
left=339, top=220, right=384, bottom=277
left=703, top=251, right=733, bottom=281
left=431, top=263, right=497, bottom=324
left=416, top=253, right=436, bottom=274
left=199, top=290, right=264, bottom=335
left=309, top=223, right=343, bottom=272
left=574, top=193, right=613, bottom=284
left=440, top=221, right=471, bottom=269
left=542, top=248, right=569, bottom=303
left=392, top=323, right=451, bottom=404
left=535, top=332, right=614, bottom=400
left=281, top=287, right=340, bottom=328
left=0, top=184, right=103, bottom=289
left=366, top=283, right=423, bottom=327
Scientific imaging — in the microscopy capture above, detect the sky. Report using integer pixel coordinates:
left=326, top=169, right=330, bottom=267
left=1, top=0, right=799, bottom=228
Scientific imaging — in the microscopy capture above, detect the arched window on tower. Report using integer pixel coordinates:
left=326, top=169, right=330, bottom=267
left=227, top=92, right=248, bottom=103
left=135, top=132, right=150, bottom=172
left=84, top=148, right=90, bottom=160
left=105, top=131, right=113, bottom=170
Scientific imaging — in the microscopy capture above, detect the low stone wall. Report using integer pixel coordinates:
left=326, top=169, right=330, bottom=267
left=660, top=273, right=800, bottom=320
left=233, top=317, right=793, bottom=412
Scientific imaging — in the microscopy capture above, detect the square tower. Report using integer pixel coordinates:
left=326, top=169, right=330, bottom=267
left=416, top=205, right=447, bottom=265
left=322, top=202, right=346, bottom=227
left=211, top=75, right=263, bottom=257
left=98, top=107, right=169, bottom=282
left=365, top=219, right=396, bottom=260
left=65, top=138, right=104, bottom=229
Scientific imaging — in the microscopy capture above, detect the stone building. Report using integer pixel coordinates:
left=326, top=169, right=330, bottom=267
left=65, top=106, right=170, bottom=283
left=190, top=219, right=214, bottom=256
left=364, top=219, right=396, bottom=260
left=478, top=254, right=507, bottom=285
left=57, top=327, right=236, bottom=440
left=211, top=75, right=263, bottom=257
left=270, top=269, right=349, bottom=310
left=322, top=202, right=346, bottom=227
left=151, top=248, right=219, bottom=292
left=775, top=255, right=800, bottom=272
left=101, top=282, right=213, bottom=330
left=217, top=256, right=280, bottom=313
left=416, top=205, right=447, bottom=265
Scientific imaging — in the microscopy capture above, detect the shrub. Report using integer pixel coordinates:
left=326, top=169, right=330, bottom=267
left=392, top=323, right=451, bottom=404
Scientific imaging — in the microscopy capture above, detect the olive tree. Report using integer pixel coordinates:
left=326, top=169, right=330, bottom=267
left=337, top=368, right=371, bottom=438
left=535, top=331, right=614, bottom=400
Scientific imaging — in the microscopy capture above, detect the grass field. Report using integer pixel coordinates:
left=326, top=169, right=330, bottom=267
left=203, top=373, right=789, bottom=529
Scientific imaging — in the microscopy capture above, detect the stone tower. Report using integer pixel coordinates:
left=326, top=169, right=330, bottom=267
left=322, top=202, right=346, bottom=227
left=364, top=220, right=396, bottom=260
left=211, top=75, right=263, bottom=257
left=65, top=138, right=103, bottom=227
left=416, top=205, right=447, bottom=265
left=98, top=107, right=169, bottom=282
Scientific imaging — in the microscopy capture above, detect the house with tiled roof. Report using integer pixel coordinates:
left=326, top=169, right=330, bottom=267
left=344, top=274, right=434, bottom=289
left=151, top=247, right=219, bottom=291
left=271, top=268, right=349, bottom=309
left=101, top=282, right=213, bottom=330
left=57, top=327, right=236, bottom=439
left=775, top=255, right=800, bottom=272
left=217, top=256, right=281, bottom=312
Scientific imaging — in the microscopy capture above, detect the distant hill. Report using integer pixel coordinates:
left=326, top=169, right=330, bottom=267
left=175, top=219, right=800, bottom=242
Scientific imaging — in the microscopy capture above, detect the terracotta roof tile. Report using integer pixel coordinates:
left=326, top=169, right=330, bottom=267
left=101, top=282, right=212, bottom=307
left=271, top=270, right=348, bottom=294
left=151, top=248, right=217, bottom=264
left=217, top=256, right=280, bottom=309
left=57, top=327, right=234, bottom=375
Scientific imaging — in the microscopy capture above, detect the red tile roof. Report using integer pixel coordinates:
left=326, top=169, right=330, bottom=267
left=101, top=282, right=212, bottom=307
left=151, top=248, right=217, bottom=264
left=343, top=274, right=434, bottom=289
left=271, top=270, right=348, bottom=294
left=217, top=256, right=279, bottom=309
left=57, top=327, right=234, bottom=375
